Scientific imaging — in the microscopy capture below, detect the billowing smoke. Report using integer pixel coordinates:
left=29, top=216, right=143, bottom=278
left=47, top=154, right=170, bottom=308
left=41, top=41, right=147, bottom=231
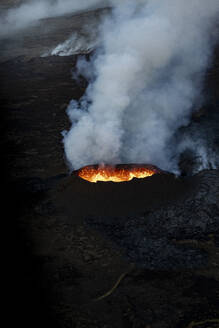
left=0, top=0, right=108, bottom=37
left=63, top=0, right=219, bottom=173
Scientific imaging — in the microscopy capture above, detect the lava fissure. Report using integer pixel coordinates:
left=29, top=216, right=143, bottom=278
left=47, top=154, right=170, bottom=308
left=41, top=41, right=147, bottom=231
left=73, top=164, right=161, bottom=183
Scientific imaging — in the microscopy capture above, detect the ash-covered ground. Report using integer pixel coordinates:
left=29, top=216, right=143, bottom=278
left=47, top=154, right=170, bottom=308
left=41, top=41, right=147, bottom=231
left=1, top=2, right=219, bottom=328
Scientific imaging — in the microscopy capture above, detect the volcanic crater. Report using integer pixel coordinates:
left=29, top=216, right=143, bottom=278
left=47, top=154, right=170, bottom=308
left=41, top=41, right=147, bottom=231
left=1, top=2, right=219, bottom=328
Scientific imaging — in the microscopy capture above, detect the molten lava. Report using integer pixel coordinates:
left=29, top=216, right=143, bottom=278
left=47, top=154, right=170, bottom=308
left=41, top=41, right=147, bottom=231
left=74, top=164, right=161, bottom=183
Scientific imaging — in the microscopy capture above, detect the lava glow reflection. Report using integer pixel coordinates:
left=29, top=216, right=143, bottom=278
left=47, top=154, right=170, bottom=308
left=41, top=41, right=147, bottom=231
left=74, top=164, right=161, bottom=183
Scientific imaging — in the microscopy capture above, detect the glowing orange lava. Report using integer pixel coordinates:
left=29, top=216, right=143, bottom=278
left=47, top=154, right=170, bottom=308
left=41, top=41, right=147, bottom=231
left=74, top=164, right=161, bottom=183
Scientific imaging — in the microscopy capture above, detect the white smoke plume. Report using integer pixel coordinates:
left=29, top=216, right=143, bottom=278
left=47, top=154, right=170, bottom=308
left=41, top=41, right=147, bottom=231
left=0, top=0, right=108, bottom=37
left=63, top=0, right=219, bottom=173
left=49, top=32, right=97, bottom=56
left=47, top=22, right=99, bottom=57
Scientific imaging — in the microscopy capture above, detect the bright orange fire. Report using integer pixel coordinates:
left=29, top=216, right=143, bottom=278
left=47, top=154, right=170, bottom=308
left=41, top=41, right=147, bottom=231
left=74, top=164, right=161, bottom=183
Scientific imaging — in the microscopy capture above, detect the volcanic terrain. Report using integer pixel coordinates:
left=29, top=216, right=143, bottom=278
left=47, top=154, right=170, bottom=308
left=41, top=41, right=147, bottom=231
left=1, top=2, right=219, bottom=328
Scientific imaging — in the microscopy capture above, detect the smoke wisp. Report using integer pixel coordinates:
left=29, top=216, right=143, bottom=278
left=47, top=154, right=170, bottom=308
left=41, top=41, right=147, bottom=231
left=0, top=0, right=108, bottom=37
left=47, top=23, right=99, bottom=56
left=64, top=0, right=219, bottom=173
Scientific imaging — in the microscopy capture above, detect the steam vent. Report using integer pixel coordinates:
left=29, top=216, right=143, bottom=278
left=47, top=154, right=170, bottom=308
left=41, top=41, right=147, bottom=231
left=2, top=0, right=219, bottom=327
left=73, top=163, right=162, bottom=183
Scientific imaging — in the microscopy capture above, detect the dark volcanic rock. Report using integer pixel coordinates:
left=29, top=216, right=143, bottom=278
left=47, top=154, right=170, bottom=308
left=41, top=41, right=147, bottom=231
left=1, top=8, right=219, bottom=328
left=85, top=170, right=219, bottom=269
left=55, top=171, right=189, bottom=219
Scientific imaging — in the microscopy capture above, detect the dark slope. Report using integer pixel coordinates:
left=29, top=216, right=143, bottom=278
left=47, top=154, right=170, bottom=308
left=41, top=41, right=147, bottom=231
left=56, top=172, right=188, bottom=219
